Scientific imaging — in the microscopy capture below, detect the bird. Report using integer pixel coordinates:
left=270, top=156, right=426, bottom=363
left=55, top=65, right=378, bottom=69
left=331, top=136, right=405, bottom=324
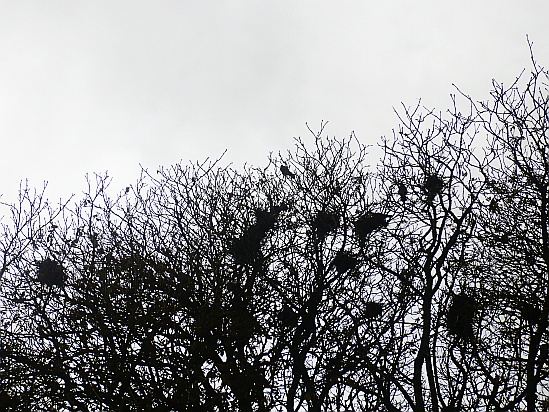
left=424, top=175, right=443, bottom=202
left=280, top=165, right=296, bottom=178
left=398, top=183, right=408, bottom=203
left=489, top=198, right=499, bottom=213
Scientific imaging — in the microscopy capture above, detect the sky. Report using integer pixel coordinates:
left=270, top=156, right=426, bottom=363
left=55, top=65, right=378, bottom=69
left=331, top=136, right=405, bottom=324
left=1, top=1, right=549, bottom=205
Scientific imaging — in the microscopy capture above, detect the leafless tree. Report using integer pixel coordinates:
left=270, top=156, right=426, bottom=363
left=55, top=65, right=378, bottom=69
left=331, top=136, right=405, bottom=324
left=1, top=46, right=549, bottom=411
left=460, top=43, right=549, bottom=412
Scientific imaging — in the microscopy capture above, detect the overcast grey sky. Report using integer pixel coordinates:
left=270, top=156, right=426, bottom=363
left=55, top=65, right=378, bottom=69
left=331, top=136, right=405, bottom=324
left=1, top=1, right=548, bottom=204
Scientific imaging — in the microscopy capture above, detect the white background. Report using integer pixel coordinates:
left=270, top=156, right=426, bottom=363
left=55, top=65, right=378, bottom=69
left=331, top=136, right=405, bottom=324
left=1, top=1, right=548, bottom=204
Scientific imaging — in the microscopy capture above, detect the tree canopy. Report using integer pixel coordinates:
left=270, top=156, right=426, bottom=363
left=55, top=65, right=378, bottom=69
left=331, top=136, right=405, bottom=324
left=1, top=50, right=549, bottom=411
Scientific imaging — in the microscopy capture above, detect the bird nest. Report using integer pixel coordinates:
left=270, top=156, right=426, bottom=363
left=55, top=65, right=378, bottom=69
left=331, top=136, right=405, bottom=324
left=312, top=211, right=339, bottom=239
left=446, top=293, right=478, bottom=340
left=37, top=258, right=65, bottom=287
left=354, top=213, right=390, bottom=240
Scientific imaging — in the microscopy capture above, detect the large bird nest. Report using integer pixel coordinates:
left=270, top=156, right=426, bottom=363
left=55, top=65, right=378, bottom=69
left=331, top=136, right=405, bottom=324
left=37, top=258, right=65, bottom=287
left=446, top=293, right=478, bottom=340
left=354, top=212, right=390, bottom=241
left=312, top=211, right=339, bottom=239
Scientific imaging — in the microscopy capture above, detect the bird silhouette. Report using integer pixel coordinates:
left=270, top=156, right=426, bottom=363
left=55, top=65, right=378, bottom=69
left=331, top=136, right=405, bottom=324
left=398, top=183, right=408, bottom=203
left=489, top=198, right=499, bottom=213
left=280, top=165, right=296, bottom=178
left=424, top=175, right=443, bottom=202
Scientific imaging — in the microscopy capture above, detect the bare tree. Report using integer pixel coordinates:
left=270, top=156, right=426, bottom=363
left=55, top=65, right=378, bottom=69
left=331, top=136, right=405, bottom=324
left=1, top=46, right=549, bottom=411
left=461, top=44, right=549, bottom=412
left=370, top=96, right=491, bottom=411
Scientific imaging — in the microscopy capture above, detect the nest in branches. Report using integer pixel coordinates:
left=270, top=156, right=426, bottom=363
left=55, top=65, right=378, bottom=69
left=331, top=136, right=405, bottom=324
left=230, top=206, right=285, bottom=264
left=228, top=296, right=259, bottom=344
left=312, top=211, right=339, bottom=239
left=517, top=301, right=542, bottom=323
left=278, top=305, right=298, bottom=328
left=424, top=175, right=443, bottom=202
left=230, top=228, right=263, bottom=265
left=331, top=250, right=358, bottom=274
left=446, top=293, right=478, bottom=340
left=254, top=208, right=279, bottom=234
left=364, top=301, right=383, bottom=319
left=354, top=213, right=390, bottom=240
left=37, top=258, right=65, bottom=287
